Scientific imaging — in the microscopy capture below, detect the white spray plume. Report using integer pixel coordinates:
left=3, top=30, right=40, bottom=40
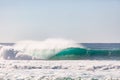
left=13, top=38, right=81, bottom=59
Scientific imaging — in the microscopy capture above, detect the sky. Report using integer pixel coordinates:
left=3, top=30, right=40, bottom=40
left=0, top=0, right=120, bottom=43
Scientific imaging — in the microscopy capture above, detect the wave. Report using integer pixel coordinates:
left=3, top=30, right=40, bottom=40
left=50, top=48, right=120, bottom=60
left=0, top=39, right=120, bottom=60
left=0, top=39, right=81, bottom=60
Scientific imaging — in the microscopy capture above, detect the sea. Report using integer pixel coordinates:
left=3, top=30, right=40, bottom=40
left=0, top=39, right=120, bottom=60
left=0, top=39, right=120, bottom=79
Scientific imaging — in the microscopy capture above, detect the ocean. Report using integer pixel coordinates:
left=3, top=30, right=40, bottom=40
left=0, top=39, right=120, bottom=60
left=0, top=39, right=120, bottom=80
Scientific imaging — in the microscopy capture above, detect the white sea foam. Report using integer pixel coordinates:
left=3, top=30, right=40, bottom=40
left=0, top=60, right=120, bottom=80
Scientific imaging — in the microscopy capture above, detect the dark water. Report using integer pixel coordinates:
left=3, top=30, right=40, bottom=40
left=81, top=43, right=120, bottom=50
left=0, top=43, right=14, bottom=46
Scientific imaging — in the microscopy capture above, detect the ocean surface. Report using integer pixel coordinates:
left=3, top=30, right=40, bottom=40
left=0, top=39, right=120, bottom=80
left=0, top=39, right=120, bottom=60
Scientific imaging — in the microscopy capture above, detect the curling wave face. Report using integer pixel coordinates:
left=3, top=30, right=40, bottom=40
left=0, top=39, right=120, bottom=60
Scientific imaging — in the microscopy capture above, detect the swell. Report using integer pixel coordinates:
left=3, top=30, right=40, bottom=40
left=50, top=48, right=120, bottom=60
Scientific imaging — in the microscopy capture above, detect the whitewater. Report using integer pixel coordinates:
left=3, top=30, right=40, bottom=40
left=0, top=60, right=120, bottom=80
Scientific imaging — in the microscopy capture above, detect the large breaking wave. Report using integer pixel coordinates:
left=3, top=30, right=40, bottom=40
left=0, top=39, right=81, bottom=60
left=0, top=39, right=120, bottom=60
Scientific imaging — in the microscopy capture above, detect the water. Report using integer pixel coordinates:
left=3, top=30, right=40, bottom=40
left=1, top=39, right=120, bottom=80
left=81, top=43, right=120, bottom=50
left=0, top=39, right=120, bottom=60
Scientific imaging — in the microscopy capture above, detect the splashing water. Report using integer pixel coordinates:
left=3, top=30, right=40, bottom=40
left=0, top=39, right=81, bottom=60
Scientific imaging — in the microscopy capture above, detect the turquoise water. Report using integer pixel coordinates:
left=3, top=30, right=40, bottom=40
left=50, top=47, right=120, bottom=60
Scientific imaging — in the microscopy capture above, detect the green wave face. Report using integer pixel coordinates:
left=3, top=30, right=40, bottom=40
left=50, top=48, right=120, bottom=60
left=50, top=48, right=87, bottom=60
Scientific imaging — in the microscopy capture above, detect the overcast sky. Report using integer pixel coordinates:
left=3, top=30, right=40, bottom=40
left=0, top=0, right=120, bottom=43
